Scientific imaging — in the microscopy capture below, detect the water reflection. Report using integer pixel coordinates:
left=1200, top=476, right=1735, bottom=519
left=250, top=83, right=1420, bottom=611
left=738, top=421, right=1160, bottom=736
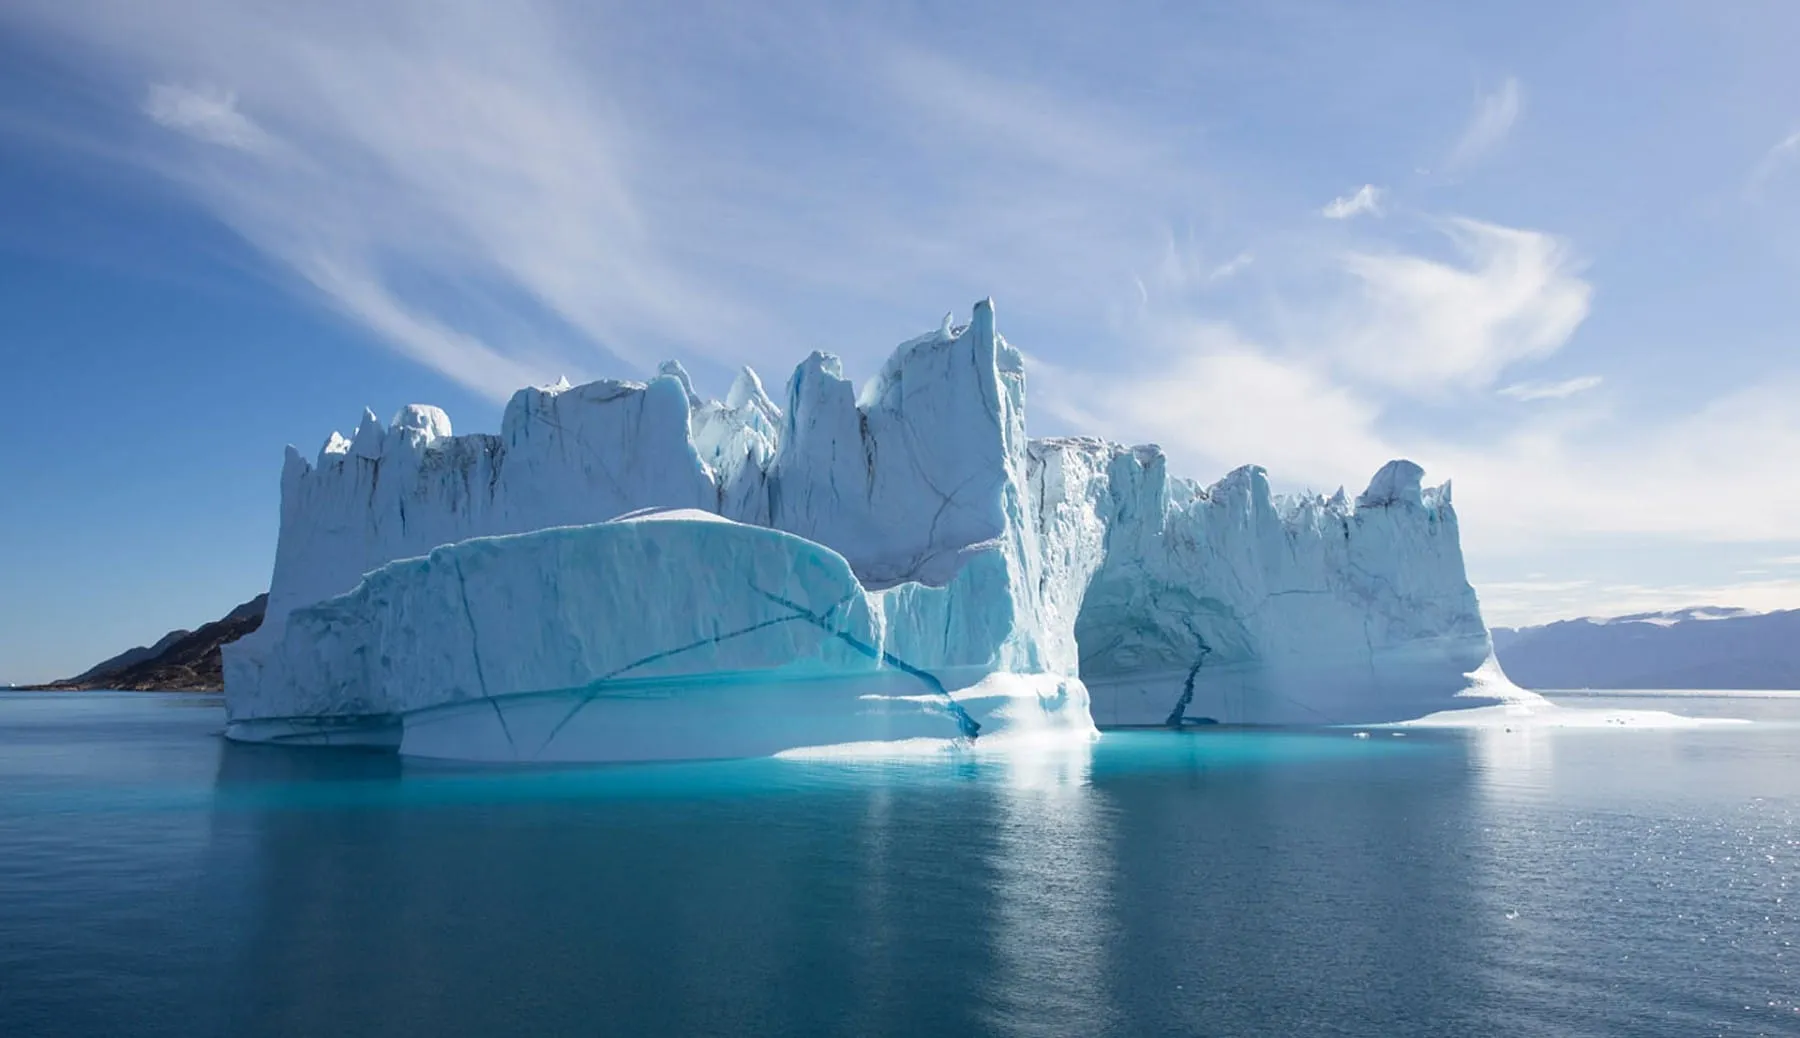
left=198, top=730, right=1487, bottom=1036
left=206, top=741, right=1012, bottom=1035
left=1097, top=730, right=1488, bottom=1036
left=980, top=741, right=1116, bottom=1037
left=1468, top=722, right=1557, bottom=800
left=11, top=692, right=1799, bottom=1036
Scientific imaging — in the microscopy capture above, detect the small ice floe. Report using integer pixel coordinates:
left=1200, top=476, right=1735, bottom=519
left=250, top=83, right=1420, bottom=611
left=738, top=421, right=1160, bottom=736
left=1392, top=656, right=1748, bottom=730
left=1404, top=703, right=1747, bottom=731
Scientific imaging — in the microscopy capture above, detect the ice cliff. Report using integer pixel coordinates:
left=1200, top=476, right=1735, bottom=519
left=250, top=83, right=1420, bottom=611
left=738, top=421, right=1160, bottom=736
left=224, top=300, right=1495, bottom=760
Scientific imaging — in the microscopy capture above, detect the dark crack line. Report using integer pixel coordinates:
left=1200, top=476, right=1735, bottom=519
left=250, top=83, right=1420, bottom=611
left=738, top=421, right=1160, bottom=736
left=452, top=555, right=513, bottom=754
left=533, top=613, right=813, bottom=755
left=1164, top=625, right=1213, bottom=728
left=752, top=586, right=980, bottom=740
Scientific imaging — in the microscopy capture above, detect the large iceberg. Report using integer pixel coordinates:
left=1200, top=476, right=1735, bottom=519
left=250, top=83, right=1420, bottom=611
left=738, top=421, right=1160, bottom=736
left=224, top=300, right=1496, bottom=760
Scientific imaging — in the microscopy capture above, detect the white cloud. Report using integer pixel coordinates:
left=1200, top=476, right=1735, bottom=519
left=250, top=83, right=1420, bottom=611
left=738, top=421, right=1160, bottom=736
left=1497, top=375, right=1602, bottom=401
left=874, top=46, right=1164, bottom=182
left=1151, top=234, right=1255, bottom=295
left=1746, top=129, right=1800, bottom=198
left=1446, top=77, right=1521, bottom=169
left=1042, top=320, right=1800, bottom=566
left=1480, top=577, right=1800, bottom=628
left=1321, top=184, right=1383, bottom=219
left=142, top=83, right=274, bottom=153
left=13, top=2, right=1800, bottom=627
left=1030, top=199, right=1800, bottom=594
left=1032, top=322, right=1394, bottom=491
left=1209, top=251, right=1254, bottom=282
left=1427, top=377, right=1800, bottom=550
left=4, top=1, right=793, bottom=399
left=1332, top=217, right=1591, bottom=395
left=298, top=254, right=562, bottom=394
left=7, top=0, right=1227, bottom=405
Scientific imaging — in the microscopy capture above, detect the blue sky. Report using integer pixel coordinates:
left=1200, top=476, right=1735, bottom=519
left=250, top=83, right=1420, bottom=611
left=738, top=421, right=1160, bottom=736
left=3, top=0, right=1800, bottom=683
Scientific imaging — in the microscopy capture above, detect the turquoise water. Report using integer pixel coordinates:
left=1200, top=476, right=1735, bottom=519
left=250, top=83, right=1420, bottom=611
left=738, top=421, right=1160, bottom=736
left=1, top=692, right=1797, bottom=1036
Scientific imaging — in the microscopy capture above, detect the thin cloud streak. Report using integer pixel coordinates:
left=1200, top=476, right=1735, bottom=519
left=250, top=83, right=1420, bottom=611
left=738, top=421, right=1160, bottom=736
left=1480, top=577, right=1800, bottom=628
left=142, top=83, right=275, bottom=154
left=1498, top=375, right=1603, bottom=401
left=10, top=1, right=1800, bottom=624
left=1028, top=208, right=1800, bottom=558
left=1446, top=77, right=1521, bottom=169
left=1746, top=129, right=1800, bottom=198
left=8, top=0, right=777, bottom=399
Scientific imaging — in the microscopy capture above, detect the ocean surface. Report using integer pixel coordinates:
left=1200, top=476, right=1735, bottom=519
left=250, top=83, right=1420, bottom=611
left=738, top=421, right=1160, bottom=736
left=1, top=691, right=1796, bottom=1037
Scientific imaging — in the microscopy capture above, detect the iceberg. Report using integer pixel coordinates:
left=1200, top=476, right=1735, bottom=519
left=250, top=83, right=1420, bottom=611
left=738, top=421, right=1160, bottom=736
left=224, top=300, right=1496, bottom=760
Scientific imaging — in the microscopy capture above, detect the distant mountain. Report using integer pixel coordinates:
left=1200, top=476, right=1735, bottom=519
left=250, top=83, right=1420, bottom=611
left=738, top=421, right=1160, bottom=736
left=65, top=628, right=194, bottom=684
left=24, top=595, right=267, bottom=692
left=1491, top=607, right=1800, bottom=690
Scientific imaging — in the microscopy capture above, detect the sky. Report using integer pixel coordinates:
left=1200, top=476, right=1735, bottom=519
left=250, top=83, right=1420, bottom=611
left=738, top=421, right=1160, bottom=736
left=3, top=0, right=1800, bottom=683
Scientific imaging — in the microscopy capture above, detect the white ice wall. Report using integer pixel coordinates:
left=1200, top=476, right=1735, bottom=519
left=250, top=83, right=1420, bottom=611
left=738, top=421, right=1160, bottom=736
left=225, top=299, right=1496, bottom=757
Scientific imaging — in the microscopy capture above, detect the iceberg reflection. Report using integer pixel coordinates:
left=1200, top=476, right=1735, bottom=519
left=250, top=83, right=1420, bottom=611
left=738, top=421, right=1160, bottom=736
left=980, top=737, right=1118, bottom=1036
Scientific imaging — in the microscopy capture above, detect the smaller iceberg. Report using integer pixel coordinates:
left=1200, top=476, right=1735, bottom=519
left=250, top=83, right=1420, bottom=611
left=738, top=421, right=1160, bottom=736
left=226, top=509, right=1095, bottom=762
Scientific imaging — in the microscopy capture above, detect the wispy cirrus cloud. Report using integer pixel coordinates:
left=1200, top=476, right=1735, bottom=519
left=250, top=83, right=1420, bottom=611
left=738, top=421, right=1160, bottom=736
left=1746, top=129, right=1800, bottom=198
left=4, top=0, right=782, bottom=398
left=142, top=83, right=275, bottom=154
left=1031, top=321, right=1394, bottom=490
left=1446, top=77, right=1522, bottom=170
left=1028, top=197, right=1800, bottom=576
left=1331, top=217, right=1590, bottom=396
left=10, top=0, right=1800, bottom=629
left=1321, top=184, right=1383, bottom=219
left=1498, top=375, right=1603, bottom=401
left=1035, top=211, right=1596, bottom=495
left=1479, top=577, right=1800, bottom=628
left=1208, top=251, right=1254, bottom=282
left=10, top=0, right=1221, bottom=401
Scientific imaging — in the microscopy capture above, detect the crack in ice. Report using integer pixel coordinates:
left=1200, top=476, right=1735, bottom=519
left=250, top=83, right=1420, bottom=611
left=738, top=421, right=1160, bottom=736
left=750, top=586, right=981, bottom=740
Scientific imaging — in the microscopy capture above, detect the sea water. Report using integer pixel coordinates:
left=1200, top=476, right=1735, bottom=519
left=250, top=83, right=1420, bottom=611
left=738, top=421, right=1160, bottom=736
left=1, top=690, right=1796, bottom=1036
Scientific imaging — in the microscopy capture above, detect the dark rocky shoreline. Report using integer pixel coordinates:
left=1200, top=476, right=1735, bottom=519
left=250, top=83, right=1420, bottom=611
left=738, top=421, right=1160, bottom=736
left=21, top=595, right=266, bottom=692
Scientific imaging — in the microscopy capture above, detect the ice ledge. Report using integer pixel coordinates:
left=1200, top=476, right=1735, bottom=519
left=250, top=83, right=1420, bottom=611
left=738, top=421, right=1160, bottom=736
left=228, top=508, right=1096, bottom=760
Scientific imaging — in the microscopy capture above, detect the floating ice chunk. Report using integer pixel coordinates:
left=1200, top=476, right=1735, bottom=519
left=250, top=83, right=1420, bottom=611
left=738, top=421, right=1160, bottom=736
left=1399, top=703, right=1748, bottom=729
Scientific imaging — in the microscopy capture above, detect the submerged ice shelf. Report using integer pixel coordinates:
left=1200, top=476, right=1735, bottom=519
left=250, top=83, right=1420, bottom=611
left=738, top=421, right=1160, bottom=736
left=224, top=300, right=1497, bottom=761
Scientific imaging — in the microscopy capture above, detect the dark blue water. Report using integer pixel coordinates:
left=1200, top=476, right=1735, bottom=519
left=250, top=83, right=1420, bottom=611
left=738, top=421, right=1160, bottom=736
left=1, top=692, right=1796, bottom=1037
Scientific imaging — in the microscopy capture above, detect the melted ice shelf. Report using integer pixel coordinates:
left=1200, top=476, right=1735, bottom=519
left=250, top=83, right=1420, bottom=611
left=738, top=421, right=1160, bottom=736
left=225, top=300, right=1497, bottom=761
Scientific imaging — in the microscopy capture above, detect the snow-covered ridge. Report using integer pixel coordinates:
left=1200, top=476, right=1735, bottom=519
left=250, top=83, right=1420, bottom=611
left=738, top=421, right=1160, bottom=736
left=1595, top=607, right=1758, bottom=627
left=1492, top=606, right=1800, bottom=690
left=225, top=300, right=1495, bottom=760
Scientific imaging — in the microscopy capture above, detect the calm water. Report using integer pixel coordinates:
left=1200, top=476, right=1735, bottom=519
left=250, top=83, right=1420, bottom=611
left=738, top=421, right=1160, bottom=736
left=1, top=692, right=1796, bottom=1037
